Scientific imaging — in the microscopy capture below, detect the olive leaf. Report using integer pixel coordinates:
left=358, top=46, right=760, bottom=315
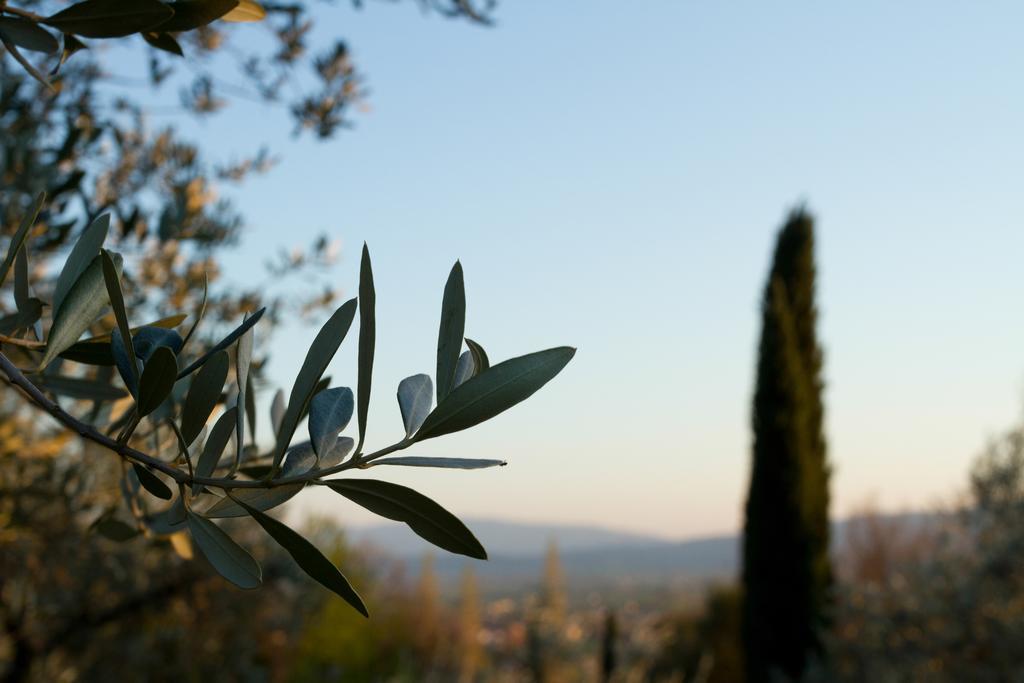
left=415, top=346, right=575, bottom=442
left=356, top=243, right=375, bottom=453
left=177, top=307, right=264, bottom=378
left=465, top=337, right=489, bottom=373
left=235, top=322, right=253, bottom=467
left=397, top=374, right=432, bottom=438
left=186, top=511, right=262, bottom=589
left=153, top=0, right=238, bottom=32
left=179, top=350, right=229, bottom=445
left=52, top=213, right=109, bottom=315
left=0, top=191, right=43, bottom=289
left=132, top=463, right=173, bottom=500
left=232, top=496, right=367, bottom=616
left=180, top=272, right=207, bottom=353
left=40, top=252, right=122, bottom=369
left=453, top=350, right=475, bottom=388
left=142, top=31, right=182, bottom=56
left=326, top=479, right=486, bottom=559
left=368, top=456, right=506, bottom=470
left=192, top=406, right=237, bottom=491
left=435, top=261, right=465, bottom=404
left=271, top=298, right=357, bottom=472
left=0, top=17, right=59, bottom=53
left=43, top=0, right=174, bottom=38
left=205, top=484, right=304, bottom=519
left=138, top=346, right=177, bottom=416
left=37, top=375, right=129, bottom=401
left=308, top=386, right=354, bottom=460
left=102, top=249, right=138, bottom=394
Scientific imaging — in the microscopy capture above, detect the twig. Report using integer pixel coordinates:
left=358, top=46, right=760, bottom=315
left=0, top=334, right=45, bottom=349
left=0, top=2, right=45, bottom=22
left=0, top=37, right=54, bottom=92
left=0, top=349, right=415, bottom=491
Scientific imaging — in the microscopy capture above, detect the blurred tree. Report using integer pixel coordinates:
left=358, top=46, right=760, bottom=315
left=457, top=565, right=483, bottom=683
left=526, top=539, right=567, bottom=683
left=599, top=609, right=617, bottom=683
left=541, top=538, right=566, bottom=625
left=648, top=585, right=743, bottom=683
left=0, top=3, right=499, bottom=680
left=413, top=552, right=445, bottom=672
left=742, top=208, right=831, bottom=682
left=827, top=423, right=1024, bottom=681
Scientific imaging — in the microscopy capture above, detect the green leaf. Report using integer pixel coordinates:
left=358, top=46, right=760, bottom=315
left=356, top=243, right=375, bottom=453
left=138, top=346, right=177, bottom=416
left=61, top=317, right=186, bottom=366
left=101, top=249, right=137, bottom=393
left=179, top=349, right=228, bottom=445
left=326, top=479, right=486, bottom=559
left=319, top=436, right=354, bottom=470
left=271, top=298, right=357, bottom=471
left=415, top=347, right=575, bottom=442
left=231, top=496, right=367, bottom=615
left=369, top=456, right=506, bottom=470
left=52, top=213, right=109, bottom=315
left=145, top=496, right=186, bottom=534
left=193, top=406, right=237, bottom=491
left=43, top=0, right=174, bottom=38
left=244, top=378, right=256, bottom=445
left=0, top=299, right=43, bottom=336
left=235, top=321, right=253, bottom=468
left=14, top=247, right=30, bottom=312
left=435, top=261, right=465, bottom=404
left=465, top=337, right=489, bottom=373
left=270, top=388, right=285, bottom=436
left=177, top=306, right=264, bottom=378
left=142, top=31, right=182, bottom=56
left=111, top=328, right=138, bottom=397
left=397, top=374, right=432, bottom=438
left=205, top=484, right=303, bottom=518
left=453, top=350, right=474, bottom=388
left=0, top=17, right=59, bottom=53
left=282, top=442, right=316, bottom=477
left=308, top=387, right=353, bottom=460
left=180, top=272, right=207, bottom=352
left=132, top=326, right=184, bottom=362
left=133, top=463, right=173, bottom=500
left=40, top=253, right=122, bottom=369
left=0, top=191, right=44, bottom=289
left=153, top=0, right=237, bottom=32
left=186, top=511, right=262, bottom=589
left=36, top=374, right=128, bottom=401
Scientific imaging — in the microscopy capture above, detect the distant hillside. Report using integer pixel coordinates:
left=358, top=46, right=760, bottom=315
left=350, top=518, right=667, bottom=558
left=349, top=512, right=942, bottom=586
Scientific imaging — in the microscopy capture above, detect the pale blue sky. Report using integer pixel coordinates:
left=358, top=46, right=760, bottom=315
left=133, top=1, right=1024, bottom=538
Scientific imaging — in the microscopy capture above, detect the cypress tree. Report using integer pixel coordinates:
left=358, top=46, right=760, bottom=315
left=741, top=209, right=831, bottom=682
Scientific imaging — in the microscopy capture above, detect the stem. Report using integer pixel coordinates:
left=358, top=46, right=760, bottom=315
left=0, top=3, right=45, bottom=22
left=0, top=350, right=416, bottom=491
left=0, top=335, right=44, bottom=349
left=0, top=38, right=54, bottom=92
left=0, top=352, right=186, bottom=481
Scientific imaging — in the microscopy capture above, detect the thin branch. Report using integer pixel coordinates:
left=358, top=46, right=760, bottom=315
left=0, top=335, right=45, bottom=349
left=0, top=351, right=186, bottom=482
left=0, top=38, right=54, bottom=92
left=0, top=2, right=45, bottom=22
left=0, top=350, right=415, bottom=491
